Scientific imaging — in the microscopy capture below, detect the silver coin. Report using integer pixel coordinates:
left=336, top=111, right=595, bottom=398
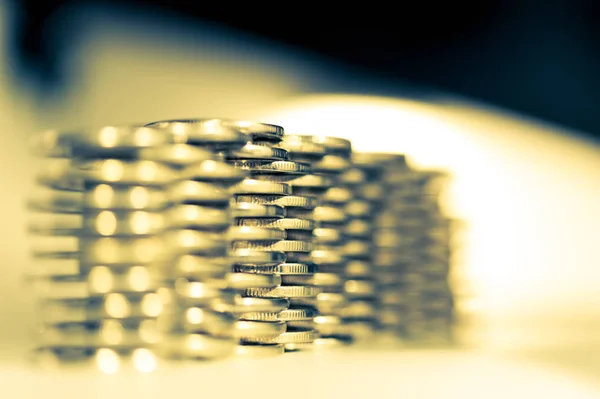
left=236, top=218, right=314, bottom=231
left=227, top=226, right=286, bottom=241
left=145, top=119, right=247, bottom=148
left=157, top=307, right=235, bottom=337
left=229, top=159, right=311, bottom=179
left=27, top=189, right=83, bottom=213
left=39, top=319, right=161, bottom=348
left=279, top=135, right=327, bottom=158
left=30, top=126, right=172, bottom=158
left=281, top=273, right=341, bottom=287
left=242, top=327, right=317, bottom=344
left=159, top=254, right=230, bottom=280
left=213, top=297, right=289, bottom=314
left=165, top=205, right=230, bottom=230
left=290, top=174, right=334, bottom=190
left=245, top=285, right=320, bottom=299
left=230, top=249, right=286, bottom=266
left=275, top=263, right=317, bottom=275
left=235, top=320, right=286, bottom=339
left=164, top=230, right=227, bottom=255
left=312, top=206, right=346, bottom=223
left=231, top=179, right=292, bottom=195
left=37, top=159, right=177, bottom=190
left=38, top=293, right=164, bottom=322
left=313, top=155, right=351, bottom=173
left=234, top=240, right=313, bottom=253
left=235, top=194, right=317, bottom=209
left=233, top=203, right=285, bottom=218
left=180, top=160, right=247, bottom=183
left=225, top=273, right=282, bottom=289
left=227, top=144, right=289, bottom=161
left=321, top=187, right=353, bottom=204
left=137, top=144, right=214, bottom=167
left=169, top=180, right=231, bottom=204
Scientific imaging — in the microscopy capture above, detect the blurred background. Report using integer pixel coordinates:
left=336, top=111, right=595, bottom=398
left=1, top=0, right=599, bottom=396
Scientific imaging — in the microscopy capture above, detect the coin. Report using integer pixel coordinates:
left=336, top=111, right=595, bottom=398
left=312, top=206, right=346, bottom=223
left=38, top=293, right=163, bottom=322
left=39, top=319, right=161, bottom=347
left=230, top=249, right=286, bottom=266
left=231, top=179, right=292, bottom=195
left=236, top=218, right=314, bottom=231
left=275, top=263, right=317, bottom=275
left=227, top=144, right=289, bottom=161
left=38, top=159, right=177, bottom=189
left=235, top=194, right=317, bottom=209
left=169, top=180, right=231, bottom=204
left=180, top=160, right=247, bottom=182
left=227, top=226, right=286, bottom=241
left=229, top=160, right=310, bottom=176
left=242, top=327, right=317, bottom=344
left=281, top=273, right=341, bottom=287
left=225, top=273, right=282, bottom=289
left=279, top=135, right=327, bottom=159
left=223, top=297, right=290, bottom=314
left=219, top=119, right=284, bottom=143
left=27, top=189, right=83, bottom=213
left=30, top=127, right=172, bottom=159
left=245, top=285, right=320, bottom=298
left=137, top=144, right=214, bottom=167
left=233, top=203, right=285, bottom=218
left=165, top=205, right=230, bottom=230
left=321, top=187, right=353, bottom=204
left=235, top=320, right=286, bottom=339
left=164, top=230, right=227, bottom=255
left=234, top=240, right=313, bottom=253
left=144, top=119, right=247, bottom=148
left=158, top=307, right=235, bottom=336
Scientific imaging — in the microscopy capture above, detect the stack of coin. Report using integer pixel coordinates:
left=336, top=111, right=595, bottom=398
left=372, top=156, right=454, bottom=343
left=274, top=135, right=331, bottom=350
left=26, top=126, right=176, bottom=373
left=223, top=122, right=319, bottom=355
left=143, top=119, right=250, bottom=360
left=280, top=136, right=358, bottom=346
left=367, top=154, right=416, bottom=336
left=346, top=153, right=390, bottom=339
left=402, top=170, right=454, bottom=343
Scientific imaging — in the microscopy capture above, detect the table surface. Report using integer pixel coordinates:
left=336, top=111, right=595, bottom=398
left=2, top=342, right=599, bottom=399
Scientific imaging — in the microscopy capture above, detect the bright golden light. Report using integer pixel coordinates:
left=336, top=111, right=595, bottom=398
left=140, top=293, right=163, bottom=317
left=96, top=348, right=121, bottom=374
left=101, top=159, right=124, bottom=182
left=95, top=210, right=117, bottom=236
left=89, top=265, right=113, bottom=293
left=93, top=184, right=114, bottom=208
left=132, top=348, right=157, bottom=373
left=99, top=126, right=119, bottom=148
left=105, top=293, right=131, bottom=318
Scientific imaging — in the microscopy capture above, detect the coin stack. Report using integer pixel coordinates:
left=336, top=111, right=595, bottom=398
left=224, top=123, right=320, bottom=354
left=371, top=156, right=455, bottom=343
left=405, top=170, right=454, bottom=343
left=142, top=119, right=251, bottom=360
left=346, top=154, right=390, bottom=339
left=27, top=126, right=176, bottom=373
left=279, top=136, right=358, bottom=346
left=367, top=154, right=416, bottom=337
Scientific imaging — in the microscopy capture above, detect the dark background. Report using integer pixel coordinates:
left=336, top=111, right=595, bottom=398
left=7, top=0, right=600, bottom=139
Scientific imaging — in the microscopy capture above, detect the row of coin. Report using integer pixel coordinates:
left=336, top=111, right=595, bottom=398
left=26, top=119, right=454, bottom=372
